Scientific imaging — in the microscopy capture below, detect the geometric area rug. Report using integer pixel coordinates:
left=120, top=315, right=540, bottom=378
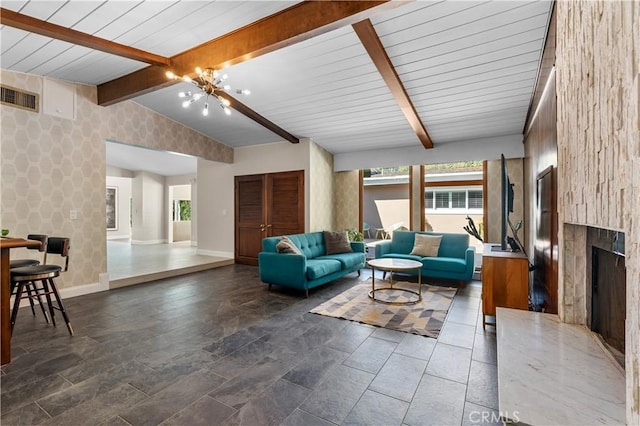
left=310, top=282, right=457, bottom=338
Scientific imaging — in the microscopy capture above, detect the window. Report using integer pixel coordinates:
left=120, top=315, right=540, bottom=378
left=435, top=192, right=448, bottom=209
left=468, top=190, right=483, bottom=209
left=451, top=191, right=466, bottom=208
left=425, top=191, right=434, bottom=209
left=424, top=189, right=483, bottom=211
left=173, top=200, right=192, bottom=221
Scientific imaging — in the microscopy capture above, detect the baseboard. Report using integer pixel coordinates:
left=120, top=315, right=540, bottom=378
left=196, top=249, right=234, bottom=258
left=107, top=234, right=131, bottom=240
left=14, top=273, right=110, bottom=308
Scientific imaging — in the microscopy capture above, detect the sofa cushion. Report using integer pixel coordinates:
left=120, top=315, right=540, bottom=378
left=319, top=252, right=364, bottom=269
left=306, top=258, right=342, bottom=280
left=410, top=234, right=442, bottom=257
left=380, top=253, right=423, bottom=262
left=323, top=231, right=353, bottom=255
left=276, top=236, right=303, bottom=255
left=289, top=232, right=326, bottom=259
left=422, top=257, right=467, bottom=273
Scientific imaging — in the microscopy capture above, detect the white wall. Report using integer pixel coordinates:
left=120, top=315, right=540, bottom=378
left=166, top=174, right=196, bottom=245
left=131, top=171, right=166, bottom=244
left=197, top=140, right=311, bottom=257
left=334, top=134, right=524, bottom=171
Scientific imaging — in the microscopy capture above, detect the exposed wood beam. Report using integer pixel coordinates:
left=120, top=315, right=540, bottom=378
left=97, top=1, right=405, bottom=106
left=215, top=90, right=299, bottom=144
left=0, top=8, right=170, bottom=67
left=352, top=19, right=433, bottom=149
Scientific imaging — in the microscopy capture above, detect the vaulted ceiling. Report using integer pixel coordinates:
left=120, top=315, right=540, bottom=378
left=1, top=1, right=553, bottom=164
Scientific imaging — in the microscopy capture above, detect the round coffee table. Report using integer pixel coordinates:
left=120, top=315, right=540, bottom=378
left=367, top=258, right=423, bottom=304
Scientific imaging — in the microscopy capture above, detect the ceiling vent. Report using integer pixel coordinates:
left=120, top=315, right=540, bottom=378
left=1, top=85, right=39, bottom=113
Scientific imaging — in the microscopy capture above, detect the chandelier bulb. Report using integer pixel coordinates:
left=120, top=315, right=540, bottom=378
left=222, top=98, right=231, bottom=107
left=182, top=75, right=192, bottom=83
left=166, top=71, right=176, bottom=79
left=195, top=67, right=202, bottom=75
left=224, top=107, right=232, bottom=116
left=178, top=92, right=186, bottom=98
left=223, top=84, right=231, bottom=91
left=221, top=74, right=229, bottom=81
left=182, top=100, right=190, bottom=108
left=202, top=102, right=209, bottom=116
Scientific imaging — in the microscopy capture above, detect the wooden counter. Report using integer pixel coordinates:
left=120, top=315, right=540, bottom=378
left=481, top=243, right=529, bottom=328
left=1, top=237, right=42, bottom=364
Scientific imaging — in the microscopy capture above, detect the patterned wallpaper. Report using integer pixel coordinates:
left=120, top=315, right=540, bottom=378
left=334, top=170, right=360, bottom=232
left=0, top=69, right=232, bottom=289
left=309, top=141, right=334, bottom=232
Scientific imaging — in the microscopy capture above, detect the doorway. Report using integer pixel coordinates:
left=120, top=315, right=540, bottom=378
left=235, top=170, right=305, bottom=265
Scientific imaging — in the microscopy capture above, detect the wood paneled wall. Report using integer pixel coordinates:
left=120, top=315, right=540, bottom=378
left=523, top=8, right=558, bottom=313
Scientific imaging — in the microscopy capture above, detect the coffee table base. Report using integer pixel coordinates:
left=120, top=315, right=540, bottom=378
left=368, top=287, right=421, bottom=305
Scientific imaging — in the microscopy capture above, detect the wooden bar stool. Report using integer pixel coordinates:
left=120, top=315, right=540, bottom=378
left=10, top=234, right=49, bottom=320
left=10, top=237, right=74, bottom=336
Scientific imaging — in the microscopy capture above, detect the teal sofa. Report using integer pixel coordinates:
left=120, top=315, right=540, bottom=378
left=259, top=232, right=366, bottom=297
left=375, top=231, right=475, bottom=285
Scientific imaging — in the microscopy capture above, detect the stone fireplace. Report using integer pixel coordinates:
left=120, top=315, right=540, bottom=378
left=562, top=224, right=626, bottom=369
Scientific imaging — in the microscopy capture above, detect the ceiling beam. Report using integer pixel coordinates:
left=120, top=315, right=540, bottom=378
left=215, top=90, right=299, bottom=144
left=352, top=19, right=433, bottom=149
left=97, top=1, right=405, bottom=106
left=0, top=8, right=170, bottom=67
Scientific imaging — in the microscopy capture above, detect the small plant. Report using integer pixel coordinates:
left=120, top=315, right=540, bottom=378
left=346, top=228, right=363, bottom=242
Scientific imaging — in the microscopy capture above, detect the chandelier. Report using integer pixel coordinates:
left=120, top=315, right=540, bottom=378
left=165, top=67, right=250, bottom=116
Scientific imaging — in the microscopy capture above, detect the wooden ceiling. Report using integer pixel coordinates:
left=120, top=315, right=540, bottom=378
left=1, top=1, right=553, bottom=157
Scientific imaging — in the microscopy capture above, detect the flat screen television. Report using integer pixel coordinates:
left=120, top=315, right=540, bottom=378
left=500, top=153, right=515, bottom=251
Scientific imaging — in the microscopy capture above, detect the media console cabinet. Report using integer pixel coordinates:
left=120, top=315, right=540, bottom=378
left=481, top=243, right=529, bottom=328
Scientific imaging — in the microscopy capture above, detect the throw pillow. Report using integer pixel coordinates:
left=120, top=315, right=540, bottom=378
left=276, top=236, right=302, bottom=255
left=323, top=231, right=353, bottom=255
left=410, top=234, right=442, bottom=257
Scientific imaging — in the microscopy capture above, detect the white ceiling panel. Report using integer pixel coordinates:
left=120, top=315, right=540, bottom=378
left=1, top=0, right=553, bottom=160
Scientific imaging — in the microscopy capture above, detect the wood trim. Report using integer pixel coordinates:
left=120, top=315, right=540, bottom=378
left=97, top=1, right=402, bottom=106
left=424, top=179, right=483, bottom=188
left=419, top=165, right=425, bottom=231
left=409, top=166, right=414, bottom=230
left=0, top=8, right=170, bottom=67
left=216, top=91, right=299, bottom=144
left=352, top=19, right=433, bottom=149
left=483, top=161, right=489, bottom=242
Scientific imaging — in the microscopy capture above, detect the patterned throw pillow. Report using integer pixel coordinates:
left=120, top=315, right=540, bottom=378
left=323, top=231, right=353, bottom=255
left=276, top=236, right=302, bottom=255
left=410, top=234, right=442, bottom=257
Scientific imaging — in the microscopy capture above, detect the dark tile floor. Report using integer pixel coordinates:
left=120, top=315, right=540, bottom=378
left=1, top=265, right=500, bottom=426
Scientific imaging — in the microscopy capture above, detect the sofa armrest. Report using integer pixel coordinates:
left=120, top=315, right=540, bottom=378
left=350, top=241, right=365, bottom=253
left=258, top=252, right=307, bottom=287
left=465, top=246, right=476, bottom=275
left=375, top=240, right=393, bottom=258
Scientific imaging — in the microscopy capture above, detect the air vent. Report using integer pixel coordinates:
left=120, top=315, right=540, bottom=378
left=1, top=85, right=39, bottom=113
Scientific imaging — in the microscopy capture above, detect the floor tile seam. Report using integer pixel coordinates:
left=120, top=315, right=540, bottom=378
left=469, top=356, right=498, bottom=367
left=335, top=372, right=377, bottom=426
left=159, top=394, right=235, bottom=426
left=293, top=407, right=340, bottom=425
left=33, top=399, right=54, bottom=420
left=114, top=415, right=133, bottom=425
left=365, top=387, right=414, bottom=409
left=422, top=371, right=469, bottom=386
left=391, top=346, right=435, bottom=363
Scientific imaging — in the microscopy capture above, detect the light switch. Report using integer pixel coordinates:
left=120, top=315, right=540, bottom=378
left=69, top=210, right=78, bottom=220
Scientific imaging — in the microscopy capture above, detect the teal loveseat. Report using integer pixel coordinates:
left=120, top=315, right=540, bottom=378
left=259, top=232, right=366, bottom=297
left=375, top=231, right=475, bottom=285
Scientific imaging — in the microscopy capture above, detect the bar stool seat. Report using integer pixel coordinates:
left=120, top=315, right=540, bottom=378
left=10, top=237, right=73, bottom=336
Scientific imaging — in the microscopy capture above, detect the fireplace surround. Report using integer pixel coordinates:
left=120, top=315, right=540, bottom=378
left=562, top=224, right=626, bottom=369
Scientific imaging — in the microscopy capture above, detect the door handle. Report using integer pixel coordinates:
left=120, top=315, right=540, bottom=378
left=259, top=224, right=266, bottom=231
left=267, top=224, right=272, bottom=228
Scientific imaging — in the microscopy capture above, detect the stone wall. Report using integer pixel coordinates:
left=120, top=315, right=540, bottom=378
left=556, top=1, right=639, bottom=422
